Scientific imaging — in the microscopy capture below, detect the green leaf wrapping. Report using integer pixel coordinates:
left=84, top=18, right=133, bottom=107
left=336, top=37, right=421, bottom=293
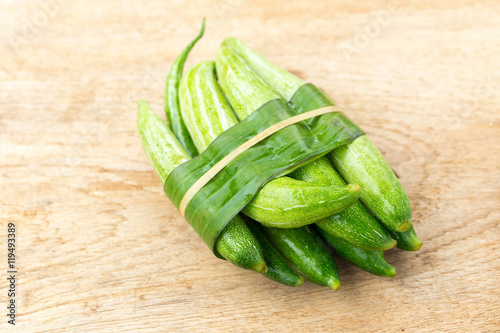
left=164, top=83, right=364, bottom=251
left=290, top=83, right=339, bottom=116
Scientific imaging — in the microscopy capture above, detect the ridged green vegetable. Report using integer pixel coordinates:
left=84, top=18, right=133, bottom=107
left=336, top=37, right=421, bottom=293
left=137, top=100, right=190, bottom=183
left=290, top=157, right=396, bottom=251
left=179, top=60, right=361, bottom=228
left=137, top=100, right=266, bottom=273
left=221, top=38, right=303, bottom=102
left=242, top=177, right=361, bottom=228
left=215, top=215, right=267, bottom=272
left=387, top=225, right=422, bottom=251
left=316, top=227, right=396, bottom=277
left=164, top=20, right=204, bottom=157
left=329, top=138, right=411, bottom=233
left=216, top=45, right=281, bottom=120
left=178, top=60, right=239, bottom=152
left=223, top=37, right=412, bottom=233
left=247, top=219, right=304, bottom=287
left=261, top=226, right=340, bottom=289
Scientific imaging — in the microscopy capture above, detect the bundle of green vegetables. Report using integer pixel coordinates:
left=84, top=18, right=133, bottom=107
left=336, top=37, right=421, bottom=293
left=137, top=21, right=421, bottom=289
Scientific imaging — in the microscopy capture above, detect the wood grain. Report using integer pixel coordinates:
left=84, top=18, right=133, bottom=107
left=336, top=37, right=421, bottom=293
left=1, top=0, right=499, bottom=332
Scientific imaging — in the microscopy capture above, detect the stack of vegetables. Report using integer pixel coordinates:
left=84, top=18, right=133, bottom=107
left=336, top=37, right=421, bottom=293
left=137, top=21, right=422, bottom=289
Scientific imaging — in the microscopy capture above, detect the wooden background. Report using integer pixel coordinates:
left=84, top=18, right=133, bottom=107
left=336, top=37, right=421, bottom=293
left=1, top=0, right=499, bottom=332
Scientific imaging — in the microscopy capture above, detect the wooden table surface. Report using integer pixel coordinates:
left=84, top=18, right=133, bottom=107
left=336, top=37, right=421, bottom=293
left=1, top=0, right=499, bottom=332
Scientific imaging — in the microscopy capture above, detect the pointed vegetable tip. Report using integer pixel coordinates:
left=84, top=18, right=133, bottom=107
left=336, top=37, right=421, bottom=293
left=386, top=239, right=398, bottom=251
left=397, top=220, right=412, bottom=233
left=293, top=276, right=305, bottom=287
left=252, top=262, right=268, bottom=273
left=387, top=226, right=422, bottom=251
left=384, top=265, right=397, bottom=278
left=215, top=43, right=281, bottom=119
left=329, top=280, right=341, bottom=291
left=404, top=236, right=423, bottom=251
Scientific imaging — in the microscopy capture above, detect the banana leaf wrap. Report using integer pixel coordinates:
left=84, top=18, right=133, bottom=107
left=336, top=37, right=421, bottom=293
left=164, top=83, right=364, bottom=252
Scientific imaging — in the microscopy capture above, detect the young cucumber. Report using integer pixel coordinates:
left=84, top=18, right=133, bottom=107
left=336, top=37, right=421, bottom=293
left=179, top=61, right=360, bottom=228
left=247, top=219, right=304, bottom=287
left=316, top=227, right=396, bottom=277
left=223, top=37, right=412, bottom=233
left=216, top=215, right=268, bottom=272
left=260, top=225, right=340, bottom=289
left=137, top=101, right=266, bottom=273
left=242, top=177, right=360, bottom=228
left=386, top=225, right=422, bottom=251
left=328, top=137, right=411, bottom=233
left=290, top=158, right=396, bottom=251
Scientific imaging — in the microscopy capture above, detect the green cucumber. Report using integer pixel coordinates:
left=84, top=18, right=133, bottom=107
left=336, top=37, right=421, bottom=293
left=247, top=219, right=304, bottom=287
left=316, top=227, right=396, bottom=277
left=137, top=100, right=190, bottom=183
left=221, top=37, right=303, bottom=101
left=242, top=177, right=361, bottom=228
left=179, top=60, right=360, bottom=228
left=216, top=215, right=267, bottom=272
left=386, top=225, right=422, bottom=251
left=290, top=157, right=396, bottom=251
left=216, top=45, right=281, bottom=120
left=260, top=225, right=340, bottom=290
left=329, top=136, right=411, bottom=233
left=178, top=60, right=239, bottom=153
left=223, top=37, right=412, bottom=233
left=137, top=100, right=266, bottom=273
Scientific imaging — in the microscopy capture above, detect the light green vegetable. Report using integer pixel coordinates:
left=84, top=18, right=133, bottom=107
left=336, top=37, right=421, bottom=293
left=137, top=100, right=190, bottom=183
left=329, top=138, right=411, bottom=232
left=243, top=177, right=361, bottom=229
left=178, top=60, right=239, bottom=152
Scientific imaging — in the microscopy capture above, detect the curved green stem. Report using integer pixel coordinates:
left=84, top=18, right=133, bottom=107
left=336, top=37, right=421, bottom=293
left=164, top=19, right=205, bottom=157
